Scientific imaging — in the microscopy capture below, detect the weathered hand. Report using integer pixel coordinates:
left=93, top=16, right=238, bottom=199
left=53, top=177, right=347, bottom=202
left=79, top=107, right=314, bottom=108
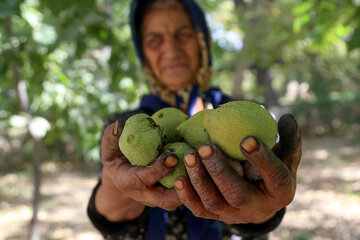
left=174, top=114, right=302, bottom=224
left=101, top=120, right=182, bottom=211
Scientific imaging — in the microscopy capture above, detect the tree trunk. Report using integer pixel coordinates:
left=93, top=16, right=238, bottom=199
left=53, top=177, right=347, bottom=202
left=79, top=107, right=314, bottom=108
left=28, top=138, right=43, bottom=240
left=232, top=59, right=246, bottom=100
left=8, top=16, right=43, bottom=238
left=255, top=66, right=279, bottom=107
left=12, top=64, right=43, bottom=240
left=232, top=0, right=279, bottom=106
left=232, top=0, right=259, bottom=101
left=231, top=0, right=249, bottom=100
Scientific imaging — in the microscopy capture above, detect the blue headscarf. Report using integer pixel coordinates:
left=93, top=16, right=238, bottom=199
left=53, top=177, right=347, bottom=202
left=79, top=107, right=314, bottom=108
left=130, top=0, right=212, bottom=67
left=130, top=0, right=217, bottom=112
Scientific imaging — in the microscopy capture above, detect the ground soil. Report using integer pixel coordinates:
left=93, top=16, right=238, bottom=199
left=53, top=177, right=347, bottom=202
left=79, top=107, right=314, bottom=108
left=1, top=136, right=359, bottom=240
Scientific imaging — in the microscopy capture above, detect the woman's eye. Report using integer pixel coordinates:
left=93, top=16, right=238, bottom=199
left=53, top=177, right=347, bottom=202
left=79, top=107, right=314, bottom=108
left=178, top=31, right=194, bottom=41
left=149, top=38, right=158, bottom=44
left=179, top=31, right=193, bottom=39
left=147, top=37, right=160, bottom=47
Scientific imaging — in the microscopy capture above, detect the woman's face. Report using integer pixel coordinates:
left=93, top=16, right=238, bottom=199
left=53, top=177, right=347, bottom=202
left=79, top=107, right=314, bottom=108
left=141, top=3, right=201, bottom=92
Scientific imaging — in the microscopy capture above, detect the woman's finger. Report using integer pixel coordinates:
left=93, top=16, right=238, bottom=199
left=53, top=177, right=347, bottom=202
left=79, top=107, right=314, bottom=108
left=139, top=186, right=181, bottom=211
left=182, top=150, right=225, bottom=213
left=198, top=144, right=257, bottom=209
left=175, top=176, right=219, bottom=220
left=134, top=152, right=179, bottom=187
left=273, top=114, right=302, bottom=174
left=101, top=121, right=123, bottom=164
left=240, top=137, right=294, bottom=204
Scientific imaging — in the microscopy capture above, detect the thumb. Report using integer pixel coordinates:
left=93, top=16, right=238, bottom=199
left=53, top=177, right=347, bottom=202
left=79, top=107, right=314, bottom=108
left=273, top=114, right=302, bottom=173
left=101, top=120, right=123, bottom=162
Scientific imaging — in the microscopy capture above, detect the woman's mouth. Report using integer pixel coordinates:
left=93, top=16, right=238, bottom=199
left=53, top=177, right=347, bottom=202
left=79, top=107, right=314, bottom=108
left=162, top=63, right=187, bottom=72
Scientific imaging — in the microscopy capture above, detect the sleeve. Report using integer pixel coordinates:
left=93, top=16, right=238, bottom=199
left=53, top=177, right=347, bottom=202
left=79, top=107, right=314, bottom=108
left=226, top=207, right=286, bottom=238
left=87, top=179, right=150, bottom=239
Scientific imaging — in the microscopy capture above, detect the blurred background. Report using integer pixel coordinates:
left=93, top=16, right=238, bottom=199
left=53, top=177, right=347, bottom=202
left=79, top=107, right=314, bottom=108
left=0, top=0, right=360, bottom=239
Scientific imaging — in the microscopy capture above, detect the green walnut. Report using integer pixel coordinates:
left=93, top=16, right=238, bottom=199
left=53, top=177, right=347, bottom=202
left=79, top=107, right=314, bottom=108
left=203, top=101, right=277, bottom=160
left=176, top=109, right=212, bottom=149
left=152, top=107, right=189, bottom=144
left=119, top=113, right=163, bottom=166
left=159, top=142, right=193, bottom=188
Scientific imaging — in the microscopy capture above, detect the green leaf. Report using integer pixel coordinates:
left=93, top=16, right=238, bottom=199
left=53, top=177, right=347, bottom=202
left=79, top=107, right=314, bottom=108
left=40, top=0, right=73, bottom=16
left=293, top=14, right=311, bottom=34
left=40, top=0, right=96, bottom=16
left=347, top=26, right=360, bottom=51
left=75, top=38, right=86, bottom=58
left=76, top=0, right=96, bottom=11
left=293, top=1, right=313, bottom=15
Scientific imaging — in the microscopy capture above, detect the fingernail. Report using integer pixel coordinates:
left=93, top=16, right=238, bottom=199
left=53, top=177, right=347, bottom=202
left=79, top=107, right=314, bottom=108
left=112, top=121, right=119, bottom=136
left=175, top=179, right=184, bottom=190
left=241, top=137, right=259, bottom=153
left=198, top=145, right=213, bottom=159
left=184, top=154, right=196, bottom=167
left=164, top=157, right=178, bottom=168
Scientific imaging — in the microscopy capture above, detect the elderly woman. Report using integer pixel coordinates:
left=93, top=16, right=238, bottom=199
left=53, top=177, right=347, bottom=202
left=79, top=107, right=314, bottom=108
left=87, top=0, right=302, bottom=239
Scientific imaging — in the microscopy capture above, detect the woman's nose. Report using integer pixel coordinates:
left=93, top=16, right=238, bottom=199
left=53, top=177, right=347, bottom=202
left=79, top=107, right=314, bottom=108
left=162, top=37, right=181, bottom=58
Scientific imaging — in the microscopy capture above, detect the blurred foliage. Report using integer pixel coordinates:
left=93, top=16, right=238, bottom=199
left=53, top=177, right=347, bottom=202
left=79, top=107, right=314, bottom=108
left=206, top=0, right=360, bottom=134
left=1, top=0, right=360, bottom=168
left=1, top=0, right=143, bottom=167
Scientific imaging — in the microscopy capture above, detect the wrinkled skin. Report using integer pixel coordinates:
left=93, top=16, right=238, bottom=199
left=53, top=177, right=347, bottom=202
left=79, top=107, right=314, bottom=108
left=175, top=114, right=302, bottom=224
left=100, top=119, right=181, bottom=211
left=100, top=113, right=302, bottom=224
